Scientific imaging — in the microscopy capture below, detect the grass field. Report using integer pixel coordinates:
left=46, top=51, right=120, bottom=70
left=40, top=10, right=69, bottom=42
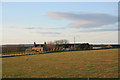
left=2, top=48, right=118, bottom=78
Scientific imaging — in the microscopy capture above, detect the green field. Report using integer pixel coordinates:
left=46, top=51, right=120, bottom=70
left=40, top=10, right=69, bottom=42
left=2, top=49, right=118, bottom=78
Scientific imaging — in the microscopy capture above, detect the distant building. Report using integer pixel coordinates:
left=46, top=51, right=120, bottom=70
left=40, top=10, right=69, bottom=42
left=106, top=45, right=112, bottom=48
left=92, top=47, right=102, bottom=49
left=25, top=42, right=92, bottom=53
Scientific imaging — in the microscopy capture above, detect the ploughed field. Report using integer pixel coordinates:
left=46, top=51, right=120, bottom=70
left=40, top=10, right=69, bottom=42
left=2, top=49, right=118, bottom=78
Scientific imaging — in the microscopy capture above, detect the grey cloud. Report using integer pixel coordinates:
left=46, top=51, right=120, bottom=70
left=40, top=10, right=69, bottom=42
left=36, top=32, right=61, bottom=35
left=25, top=27, right=65, bottom=30
left=79, top=28, right=119, bottom=32
left=46, top=12, right=117, bottom=28
left=25, top=27, right=39, bottom=29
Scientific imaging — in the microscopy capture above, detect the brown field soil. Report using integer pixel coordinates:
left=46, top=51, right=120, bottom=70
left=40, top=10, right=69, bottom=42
left=2, top=48, right=118, bottom=78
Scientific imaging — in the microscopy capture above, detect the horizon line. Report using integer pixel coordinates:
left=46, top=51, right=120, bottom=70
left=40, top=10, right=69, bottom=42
left=1, top=42, right=119, bottom=45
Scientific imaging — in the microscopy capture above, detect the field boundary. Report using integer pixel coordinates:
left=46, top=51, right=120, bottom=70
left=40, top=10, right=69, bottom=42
left=1, top=78, right=120, bottom=80
left=1, top=48, right=119, bottom=58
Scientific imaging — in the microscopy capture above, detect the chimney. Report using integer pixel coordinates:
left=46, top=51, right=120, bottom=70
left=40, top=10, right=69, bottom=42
left=34, top=42, right=36, bottom=47
left=44, top=42, right=46, bottom=45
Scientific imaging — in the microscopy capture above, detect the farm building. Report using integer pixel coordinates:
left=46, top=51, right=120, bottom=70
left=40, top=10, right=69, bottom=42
left=25, top=42, right=92, bottom=53
left=25, top=42, right=48, bottom=53
left=92, top=47, right=102, bottom=49
left=25, top=42, right=64, bottom=53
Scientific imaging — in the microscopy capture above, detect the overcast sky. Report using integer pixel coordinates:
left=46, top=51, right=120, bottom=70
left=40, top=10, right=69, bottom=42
left=2, top=2, right=118, bottom=44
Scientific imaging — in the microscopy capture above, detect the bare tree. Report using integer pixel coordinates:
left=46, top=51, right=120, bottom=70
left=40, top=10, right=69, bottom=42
left=54, top=39, right=69, bottom=45
left=47, top=41, right=54, bottom=44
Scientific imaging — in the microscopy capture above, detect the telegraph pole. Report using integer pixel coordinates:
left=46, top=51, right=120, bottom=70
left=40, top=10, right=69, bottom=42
left=74, top=36, right=75, bottom=49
